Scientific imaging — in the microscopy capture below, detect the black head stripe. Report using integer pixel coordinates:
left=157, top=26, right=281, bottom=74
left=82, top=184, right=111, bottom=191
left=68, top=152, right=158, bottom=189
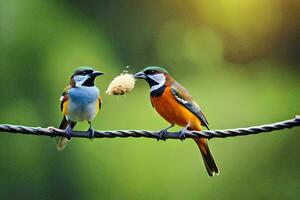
left=144, top=70, right=156, bottom=75
left=150, top=85, right=166, bottom=97
left=74, top=69, right=93, bottom=76
left=82, top=76, right=96, bottom=87
left=145, top=76, right=159, bottom=87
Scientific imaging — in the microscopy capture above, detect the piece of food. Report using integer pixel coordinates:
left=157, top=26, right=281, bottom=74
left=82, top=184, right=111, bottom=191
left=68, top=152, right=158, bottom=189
left=106, top=73, right=136, bottom=95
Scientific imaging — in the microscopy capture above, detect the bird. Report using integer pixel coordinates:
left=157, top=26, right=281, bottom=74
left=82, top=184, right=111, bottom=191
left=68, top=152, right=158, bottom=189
left=134, top=66, right=219, bottom=176
left=57, top=66, right=104, bottom=151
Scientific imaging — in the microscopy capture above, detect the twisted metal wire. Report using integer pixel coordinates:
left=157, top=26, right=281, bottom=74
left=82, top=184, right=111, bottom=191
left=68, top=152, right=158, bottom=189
left=0, top=116, right=299, bottom=140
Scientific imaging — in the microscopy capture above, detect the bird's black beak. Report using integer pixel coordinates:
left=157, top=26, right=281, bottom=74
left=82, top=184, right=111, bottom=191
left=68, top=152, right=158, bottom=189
left=91, top=71, right=104, bottom=77
left=134, top=71, right=146, bottom=79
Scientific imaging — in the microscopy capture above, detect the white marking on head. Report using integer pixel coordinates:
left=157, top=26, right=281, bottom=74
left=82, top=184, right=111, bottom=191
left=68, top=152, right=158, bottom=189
left=149, top=74, right=166, bottom=92
left=73, top=75, right=89, bottom=87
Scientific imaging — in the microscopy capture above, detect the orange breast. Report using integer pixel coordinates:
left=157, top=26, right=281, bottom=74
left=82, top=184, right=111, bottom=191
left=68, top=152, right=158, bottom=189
left=151, top=87, right=202, bottom=130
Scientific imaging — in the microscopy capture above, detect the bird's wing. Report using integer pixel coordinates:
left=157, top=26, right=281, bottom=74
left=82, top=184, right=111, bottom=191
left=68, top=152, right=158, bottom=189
left=60, top=86, right=71, bottom=112
left=171, top=82, right=210, bottom=129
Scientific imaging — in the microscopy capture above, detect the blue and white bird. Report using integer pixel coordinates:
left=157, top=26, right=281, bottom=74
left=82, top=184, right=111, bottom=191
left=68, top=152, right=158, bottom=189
left=57, top=66, right=104, bottom=151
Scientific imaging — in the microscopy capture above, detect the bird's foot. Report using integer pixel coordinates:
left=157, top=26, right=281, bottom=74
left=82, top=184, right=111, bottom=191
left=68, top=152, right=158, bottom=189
left=157, top=124, right=174, bottom=141
left=179, top=127, right=187, bottom=141
left=157, top=129, right=168, bottom=141
left=88, top=128, right=95, bottom=141
left=66, top=125, right=72, bottom=140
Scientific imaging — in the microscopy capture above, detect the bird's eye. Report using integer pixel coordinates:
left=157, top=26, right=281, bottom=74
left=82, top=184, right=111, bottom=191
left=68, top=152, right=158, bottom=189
left=146, top=70, right=156, bottom=75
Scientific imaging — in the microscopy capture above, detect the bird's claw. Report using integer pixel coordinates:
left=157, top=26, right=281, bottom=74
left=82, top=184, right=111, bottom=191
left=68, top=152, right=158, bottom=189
left=157, top=124, right=174, bottom=141
left=88, top=128, right=95, bottom=140
left=66, top=125, right=72, bottom=140
left=179, top=128, right=187, bottom=141
left=157, top=129, right=167, bottom=141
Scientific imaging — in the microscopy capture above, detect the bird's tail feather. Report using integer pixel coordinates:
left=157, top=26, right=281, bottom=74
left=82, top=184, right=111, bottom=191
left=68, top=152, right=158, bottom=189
left=194, top=138, right=219, bottom=177
left=56, top=116, right=75, bottom=151
left=56, top=137, right=70, bottom=151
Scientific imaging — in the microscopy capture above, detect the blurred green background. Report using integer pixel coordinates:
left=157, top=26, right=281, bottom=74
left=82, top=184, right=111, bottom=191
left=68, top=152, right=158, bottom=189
left=0, top=0, right=299, bottom=199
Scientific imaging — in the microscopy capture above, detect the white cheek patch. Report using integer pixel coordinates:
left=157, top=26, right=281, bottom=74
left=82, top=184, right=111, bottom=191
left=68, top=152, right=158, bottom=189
left=74, top=75, right=88, bottom=87
left=149, top=74, right=166, bottom=92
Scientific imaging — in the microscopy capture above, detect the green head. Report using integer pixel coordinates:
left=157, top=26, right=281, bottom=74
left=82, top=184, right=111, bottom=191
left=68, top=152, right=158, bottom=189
left=74, top=66, right=94, bottom=74
left=143, top=66, right=168, bottom=74
left=134, top=66, right=169, bottom=79
left=71, top=66, right=104, bottom=87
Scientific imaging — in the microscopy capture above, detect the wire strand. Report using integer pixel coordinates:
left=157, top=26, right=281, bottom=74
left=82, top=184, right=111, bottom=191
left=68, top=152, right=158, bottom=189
left=0, top=116, right=299, bottom=140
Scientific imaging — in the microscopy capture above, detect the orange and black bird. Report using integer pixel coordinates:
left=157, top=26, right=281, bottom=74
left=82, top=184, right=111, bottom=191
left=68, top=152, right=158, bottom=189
left=57, top=66, right=104, bottom=151
left=134, top=66, right=219, bottom=176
